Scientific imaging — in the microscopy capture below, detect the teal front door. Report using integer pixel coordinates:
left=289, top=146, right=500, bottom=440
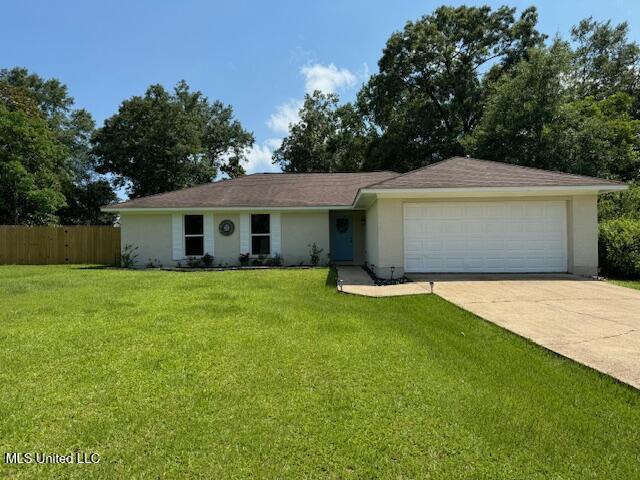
left=331, top=215, right=353, bottom=261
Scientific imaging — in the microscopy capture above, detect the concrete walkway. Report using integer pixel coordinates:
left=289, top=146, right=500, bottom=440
left=409, top=274, right=640, bottom=389
left=336, top=266, right=431, bottom=297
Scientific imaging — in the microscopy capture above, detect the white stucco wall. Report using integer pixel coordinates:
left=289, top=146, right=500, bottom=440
left=120, top=213, right=173, bottom=267
left=281, top=212, right=330, bottom=265
left=120, top=211, right=331, bottom=267
left=368, top=195, right=600, bottom=278
left=568, top=195, right=599, bottom=276
left=365, top=201, right=379, bottom=268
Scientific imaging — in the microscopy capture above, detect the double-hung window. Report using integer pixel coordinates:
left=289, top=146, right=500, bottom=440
left=251, top=214, right=270, bottom=255
left=184, top=215, right=204, bottom=256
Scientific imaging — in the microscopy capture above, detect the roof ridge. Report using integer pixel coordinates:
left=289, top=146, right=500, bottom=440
left=362, top=157, right=457, bottom=188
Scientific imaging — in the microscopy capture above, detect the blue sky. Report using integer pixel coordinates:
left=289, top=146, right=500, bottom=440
left=3, top=0, right=640, bottom=174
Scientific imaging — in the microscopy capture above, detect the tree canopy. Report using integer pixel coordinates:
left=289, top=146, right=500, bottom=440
left=272, top=91, right=369, bottom=172
left=0, top=67, right=117, bottom=224
left=0, top=91, right=67, bottom=224
left=355, top=5, right=545, bottom=172
left=92, top=81, right=254, bottom=198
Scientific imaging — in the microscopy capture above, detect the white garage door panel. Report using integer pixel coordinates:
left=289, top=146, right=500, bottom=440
left=404, top=201, right=567, bottom=273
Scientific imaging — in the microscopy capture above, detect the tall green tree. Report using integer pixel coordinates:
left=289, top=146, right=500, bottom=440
left=570, top=18, right=640, bottom=104
left=93, top=81, right=254, bottom=198
left=0, top=86, right=67, bottom=224
left=0, top=67, right=117, bottom=224
left=272, top=91, right=370, bottom=172
left=357, top=5, right=545, bottom=172
left=465, top=44, right=640, bottom=181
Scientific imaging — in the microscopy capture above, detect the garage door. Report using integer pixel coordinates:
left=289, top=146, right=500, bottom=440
left=404, top=201, right=567, bottom=273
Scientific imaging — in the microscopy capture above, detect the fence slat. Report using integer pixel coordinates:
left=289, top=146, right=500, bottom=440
left=0, top=226, right=121, bottom=265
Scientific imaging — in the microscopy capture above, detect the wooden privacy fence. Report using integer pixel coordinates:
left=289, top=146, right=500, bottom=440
left=0, top=226, right=121, bottom=265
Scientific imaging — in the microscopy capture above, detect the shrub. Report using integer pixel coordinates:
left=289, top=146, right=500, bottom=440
left=120, top=244, right=138, bottom=268
left=146, top=258, right=161, bottom=268
left=599, top=182, right=640, bottom=221
left=265, top=253, right=282, bottom=266
left=308, top=243, right=324, bottom=266
left=251, top=255, right=265, bottom=266
left=239, top=252, right=250, bottom=266
left=599, top=218, right=640, bottom=278
left=202, top=253, right=214, bottom=268
left=186, top=256, right=202, bottom=268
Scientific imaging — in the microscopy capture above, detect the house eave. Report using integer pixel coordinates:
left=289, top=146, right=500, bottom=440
left=353, top=184, right=627, bottom=206
left=101, top=205, right=359, bottom=214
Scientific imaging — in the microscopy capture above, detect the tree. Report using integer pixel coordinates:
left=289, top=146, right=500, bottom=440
left=0, top=94, right=67, bottom=224
left=57, top=179, right=117, bottom=225
left=93, top=81, right=254, bottom=198
left=463, top=43, right=572, bottom=170
left=272, top=91, right=370, bottom=172
left=570, top=18, right=640, bottom=103
left=465, top=45, right=640, bottom=180
left=357, top=5, right=545, bottom=172
left=0, top=67, right=116, bottom=223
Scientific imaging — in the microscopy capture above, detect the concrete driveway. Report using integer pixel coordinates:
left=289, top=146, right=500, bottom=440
left=408, top=274, right=640, bottom=389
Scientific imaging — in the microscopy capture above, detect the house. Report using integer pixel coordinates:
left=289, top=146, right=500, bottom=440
left=102, top=157, right=627, bottom=277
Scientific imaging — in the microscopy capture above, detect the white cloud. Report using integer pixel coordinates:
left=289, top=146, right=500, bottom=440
left=301, top=63, right=357, bottom=94
left=266, top=99, right=302, bottom=135
left=244, top=139, right=283, bottom=174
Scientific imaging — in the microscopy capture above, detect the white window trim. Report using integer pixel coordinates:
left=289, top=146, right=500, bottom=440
left=184, top=215, right=205, bottom=257
left=250, top=214, right=271, bottom=256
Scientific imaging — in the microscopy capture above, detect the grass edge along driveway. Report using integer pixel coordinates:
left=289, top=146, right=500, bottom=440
left=0, top=265, right=638, bottom=479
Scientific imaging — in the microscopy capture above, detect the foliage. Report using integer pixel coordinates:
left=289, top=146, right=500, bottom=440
left=570, top=18, right=640, bottom=105
left=357, top=5, right=545, bottom=172
left=599, top=218, right=640, bottom=278
left=1, top=266, right=639, bottom=478
left=239, top=252, right=250, bottom=266
left=0, top=67, right=115, bottom=224
left=599, top=183, right=640, bottom=221
left=273, top=91, right=370, bottom=172
left=120, top=244, right=138, bottom=268
left=92, top=81, right=254, bottom=198
left=186, top=256, right=203, bottom=268
left=146, top=258, right=161, bottom=268
left=308, top=242, right=324, bottom=266
left=0, top=102, right=67, bottom=224
left=465, top=45, right=640, bottom=180
left=265, top=253, right=282, bottom=266
left=202, top=253, right=214, bottom=268
left=251, top=255, right=265, bottom=266
left=57, top=179, right=117, bottom=225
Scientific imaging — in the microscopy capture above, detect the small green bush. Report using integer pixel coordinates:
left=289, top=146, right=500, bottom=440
left=202, top=253, right=214, bottom=267
left=599, top=218, right=640, bottom=278
left=239, top=252, right=250, bottom=266
left=120, top=244, right=139, bottom=268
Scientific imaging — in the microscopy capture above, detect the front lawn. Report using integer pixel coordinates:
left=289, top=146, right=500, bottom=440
left=1, top=266, right=638, bottom=479
left=609, top=278, right=640, bottom=291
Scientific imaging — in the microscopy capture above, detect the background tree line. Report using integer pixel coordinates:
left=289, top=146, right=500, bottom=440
left=2, top=4, right=639, bottom=237
left=0, top=70, right=254, bottom=225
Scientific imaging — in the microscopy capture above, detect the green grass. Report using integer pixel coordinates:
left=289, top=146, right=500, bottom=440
left=608, top=278, right=640, bottom=291
left=1, top=266, right=639, bottom=479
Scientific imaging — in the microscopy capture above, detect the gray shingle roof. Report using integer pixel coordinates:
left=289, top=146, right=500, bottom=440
left=106, top=157, right=624, bottom=210
left=367, top=157, right=624, bottom=189
left=109, top=171, right=399, bottom=208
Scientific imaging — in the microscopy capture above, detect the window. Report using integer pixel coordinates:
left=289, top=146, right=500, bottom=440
left=184, top=215, right=204, bottom=256
left=251, top=214, right=270, bottom=255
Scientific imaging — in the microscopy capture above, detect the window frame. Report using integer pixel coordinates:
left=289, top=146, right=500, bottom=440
left=250, top=214, right=270, bottom=256
left=184, top=215, right=204, bottom=257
